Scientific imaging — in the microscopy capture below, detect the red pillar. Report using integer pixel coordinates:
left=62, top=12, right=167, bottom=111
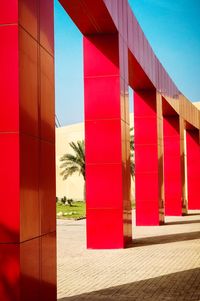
left=186, top=129, right=200, bottom=210
left=0, top=1, right=56, bottom=300
left=84, top=34, right=132, bottom=249
left=134, top=91, right=164, bottom=225
left=163, top=116, right=182, bottom=215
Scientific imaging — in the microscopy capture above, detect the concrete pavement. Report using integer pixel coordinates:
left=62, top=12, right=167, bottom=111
left=57, top=211, right=200, bottom=301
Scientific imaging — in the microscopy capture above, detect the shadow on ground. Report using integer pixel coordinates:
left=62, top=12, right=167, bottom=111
left=127, top=231, right=200, bottom=248
left=184, top=213, right=200, bottom=216
left=166, top=219, right=200, bottom=225
left=58, top=268, right=200, bottom=301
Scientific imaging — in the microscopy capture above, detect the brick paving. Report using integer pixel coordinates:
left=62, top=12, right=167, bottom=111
left=57, top=211, right=200, bottom=301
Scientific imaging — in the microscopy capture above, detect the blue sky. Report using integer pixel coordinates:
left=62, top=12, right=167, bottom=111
left=54, top=0, right=200, bottom=126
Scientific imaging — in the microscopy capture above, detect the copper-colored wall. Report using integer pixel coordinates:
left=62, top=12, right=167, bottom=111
left=0, top=1, right=56, bottom=300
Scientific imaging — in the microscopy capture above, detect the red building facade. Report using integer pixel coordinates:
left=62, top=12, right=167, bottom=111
left=0, top=1, right=199, bottom=300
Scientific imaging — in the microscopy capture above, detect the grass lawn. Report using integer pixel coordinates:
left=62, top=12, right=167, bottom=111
left=56, top=201, right=86, bottom=219
left=57, top=201, right=135, bottom=220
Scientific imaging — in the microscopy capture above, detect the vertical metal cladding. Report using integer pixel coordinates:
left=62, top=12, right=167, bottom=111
left=84, top=33, right=132, bottom=248
left=0, top=1, right=56, bottom=300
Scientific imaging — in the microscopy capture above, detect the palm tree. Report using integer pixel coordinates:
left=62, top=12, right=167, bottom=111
left=60, top=131, right=134, bottom=201
left=60, top=140, right=85, bottom=181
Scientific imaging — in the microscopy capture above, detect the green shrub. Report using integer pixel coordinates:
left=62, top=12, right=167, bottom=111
left=61, top=196, right=67, bottom=205
left=67, top=199, right=73, bottom=207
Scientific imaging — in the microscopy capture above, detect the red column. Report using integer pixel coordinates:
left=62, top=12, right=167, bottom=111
left=134, top=91, right=164, bottom=225
left=163, top=116, right=182, bottom=215
left=84, top=33, right=132, bottom=249
left=186, top=129, right=200, bottom=210
left=0, top=1, right=56, bottom=300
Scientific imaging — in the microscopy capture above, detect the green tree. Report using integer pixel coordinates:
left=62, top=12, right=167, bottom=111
left=60, top=140, right=85, bottom=181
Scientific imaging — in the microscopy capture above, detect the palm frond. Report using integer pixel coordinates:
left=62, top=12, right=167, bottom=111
left=60, top=140, right=85, bottom=180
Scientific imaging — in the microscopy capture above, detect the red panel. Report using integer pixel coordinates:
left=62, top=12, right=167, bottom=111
left=134, top=117, right=157, bottom=144
left=0, top=25, right=19, bottom=132
left=39, top=0, right=54, bottom=55
left=85, top=119, right=121, bottom=164
left=20, top=134, right=40, bottom=242
left=39, top=141, right=56, bottom=235
left=163, top=116, right=179, bottom=134
left=163, top=116, right=182, bottom=216
left=20, top=238, right=40, bottom=301
left=0, top=244, right=20, bottom=301
left=186, top=130, right=200, bottom=210
left=60, top=0, right=116, bottom=35
left=0, top=1, right=56, bottom=300
left=0, top=0, right=18, bottom=24
left=136, top=200, right=159, bottom=225
left=19, top=28, right=38, bottom=137
left=86, top=164, right=123, bottom=209
left=40, top=47, right=55, bottom=142
left=134, top=91, right=156, bottom=117
left=84, top=35, right=119, bottom=77
left=135, top=173, right=160, bottom=225
left=87, top=209, right=124, bottom=249
left=19, top=0, right=38, bottom=39
left=0, top=133, right=20, bottom=243
left=0, top=239, right=41, bottom=301
left=164, top=137, right=181, bottom=154
left=134, top=91, right=162, bottom=225
left=135, top=145, right=158, bottom=173
left=84, top=76, right=121, bottom=120
left=135, top=172, right=159, bottom=202
left=41, top=233, right=57, bottom=301
left=84, top=32, right=132, bottom=248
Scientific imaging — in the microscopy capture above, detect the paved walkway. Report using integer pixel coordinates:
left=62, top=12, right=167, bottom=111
left=57, top=211, right=200, bottom=301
